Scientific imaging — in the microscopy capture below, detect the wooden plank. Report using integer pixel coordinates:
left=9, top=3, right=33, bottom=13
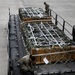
left=22, top=16, right=52, bottom=21
left=31, top=46, right=75, bottom=64
left=22, top=19, right=52, bottom=23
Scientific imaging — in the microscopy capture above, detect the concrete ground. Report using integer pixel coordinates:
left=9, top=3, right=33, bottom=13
left=0, top=0, right=75, bottom=75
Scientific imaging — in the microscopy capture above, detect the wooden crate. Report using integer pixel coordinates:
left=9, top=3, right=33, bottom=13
left=31, top=46, right=75, bottom=64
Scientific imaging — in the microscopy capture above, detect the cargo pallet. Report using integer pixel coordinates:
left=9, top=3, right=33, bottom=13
left=8, top=7, right=75, bottom=75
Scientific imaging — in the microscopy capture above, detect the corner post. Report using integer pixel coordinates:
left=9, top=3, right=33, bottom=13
left=62, top=20, right=65, bottom=32
left=49, top=9, right=51, bottom=16
left=55, top=14, right=57, bottom=25
left=72, top=25, right=75, bottom=42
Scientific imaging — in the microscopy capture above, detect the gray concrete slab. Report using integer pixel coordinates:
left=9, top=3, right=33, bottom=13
left=0, top=0, right=75, bottom=75
left=34, top=62, right=75, bottom=74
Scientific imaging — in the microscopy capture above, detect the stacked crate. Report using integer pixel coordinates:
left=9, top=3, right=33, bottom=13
left=19, top=7, right=52, bottom=22
left=19, top=7, right=75, bottom=64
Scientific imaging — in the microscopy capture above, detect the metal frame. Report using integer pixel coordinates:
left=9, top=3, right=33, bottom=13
left=22, top=22, right=69, bottom=48
left=49, top=9, right=73, bottom=39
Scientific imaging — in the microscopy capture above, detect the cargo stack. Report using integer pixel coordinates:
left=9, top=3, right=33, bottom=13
left=19, top=7, right=75, bottom=64
left=19, top=7, right=51, bottom=22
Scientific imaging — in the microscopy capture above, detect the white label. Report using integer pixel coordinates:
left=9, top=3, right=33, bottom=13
left=43, top=57, right=49, bottom=64
left=36, top=48, right=39, bottom=51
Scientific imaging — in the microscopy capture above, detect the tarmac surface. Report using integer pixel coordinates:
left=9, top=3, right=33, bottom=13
left=0, top=0, right=75, bottom=75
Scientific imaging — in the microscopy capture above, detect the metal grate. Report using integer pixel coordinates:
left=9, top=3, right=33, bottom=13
left=22, top=22, right=70, bottom=48
left=19, top=7, right=47, bottom=18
